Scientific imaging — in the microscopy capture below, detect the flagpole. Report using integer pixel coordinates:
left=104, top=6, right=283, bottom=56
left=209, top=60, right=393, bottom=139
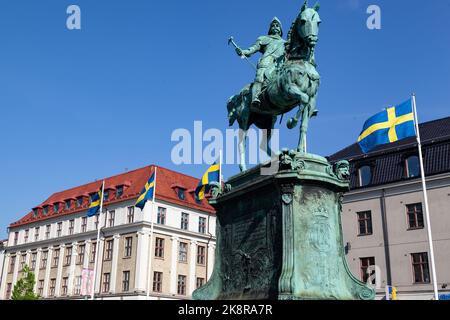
left=146, top=166, right=157, bottom=299
left=219, top=150, right=223, bottom=187
left=412, top=93, right=439, bottom=300
left=91, top=180, right=105, bottom=300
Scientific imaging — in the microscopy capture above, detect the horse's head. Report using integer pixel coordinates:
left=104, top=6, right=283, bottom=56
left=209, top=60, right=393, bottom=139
left=296, top=1, right=321, bottom=48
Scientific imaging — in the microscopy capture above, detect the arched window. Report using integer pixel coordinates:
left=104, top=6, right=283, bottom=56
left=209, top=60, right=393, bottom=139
left=405, top=155, right=420, bottom=178
left=358, top=165, right=372, bottom=187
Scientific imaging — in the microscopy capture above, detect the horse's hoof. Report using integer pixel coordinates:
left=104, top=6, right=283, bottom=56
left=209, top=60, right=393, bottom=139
left=239, top=164, right=246, bottom=172
left=287, top=118, right=297, bottom=129
left=312, top=109, right=319, bottom=117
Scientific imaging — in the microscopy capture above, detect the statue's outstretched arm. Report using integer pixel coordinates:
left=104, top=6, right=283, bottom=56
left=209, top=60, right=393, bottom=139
left=236, top=38, right=262, bottom=57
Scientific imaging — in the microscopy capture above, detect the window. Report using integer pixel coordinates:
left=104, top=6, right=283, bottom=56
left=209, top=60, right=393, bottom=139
left=43, top=206, right=49, bottom=215
left=76, top=197, right=83, bottom=208
left=61, top=277, right=68, bottom=296
left=38, top=280, right=44, bottom=296
left=360, top=257, right=376, bottom=284
left=52, top=248, right=60, bottom=267
left=49, top=278, right=56, bottom=297
left=34, top=227, right=40, bottom=241
left=407, top=203, right=424, bottom=229
left=155, top=238, right=164, bottom=258
left=90, top=242, right=97, bottom=263
left=412, top=252, right=430, bottom=283
left=103, top=190, right=109, bottom=202
left=122, top=271, right=130, bottom=292
left=14, top=232, right=18, bottom=245
left=69, top=219, right=75, bottom=235
left=40, top=250, right=48, bottom=269
left=153, top=271, right=162, bottom=292
left=405, top=155, right=420, bottom=178
left=181, top=213, right=189, bottom=230
left=53, top=203, right=59, bottom=213
left=108, top=210, right=115, bottom=227
left=178, top=242, right=188, bottom=262
left=177, top=275, right=186, bottom=295
left=65, top=199, right=71, bottom=210
left=8, top=256, right=16, bottom=273
left=57, top=222, right=62, bottom=237
left=157, top=207, right=166, bottom=225
left=81, top=217, right=87, bottom=233
left=199, top=217, right=207, bottom=234
left=357, top=211, right=373, bottom=235
left=77, top=244, right=85, bottom=264
left=31, top=252, right=37, bottom=269
left=20, top=254, right=26, bottom=271
left=116, top=186, right=124, bottom=198
left=127, top=207, right=134, bottom=224
left=358, top=165, right=372, bottom=187
left=6, top=283, right=12, bottom=299
left=95, top=215, right=99, bottom=230
left=196, top=277, right=205, bottom=289
left=104, top=239, right=113, bottom=260
left=124, top=237, right=133, bottom=257
left=177, top=188, right=186, bottom=200
left=64, top=247, right=72, bottom=266
left=197, top=245, right=206, bottom=265
left=45, top=225, right=51, bottom=239
left=33, top=208, right=38, bottom=217
left=74, top=276, right=82, bottom=295
left=102, top=273, right=110, bottom=293
left=24, top=229, right=29, bottom=243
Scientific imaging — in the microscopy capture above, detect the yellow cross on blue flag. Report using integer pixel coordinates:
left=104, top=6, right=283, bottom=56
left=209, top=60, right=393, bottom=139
left=87, top=185, right=103, bottom=217
left=358, top=99, right=416, bottom=153
left=195, top=163, right=220, bottom=201
left=135, top=171, right=156, bottom=210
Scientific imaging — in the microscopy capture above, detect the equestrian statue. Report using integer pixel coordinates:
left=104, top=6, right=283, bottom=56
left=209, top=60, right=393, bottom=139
left=227, top=1, right=321, bottom=171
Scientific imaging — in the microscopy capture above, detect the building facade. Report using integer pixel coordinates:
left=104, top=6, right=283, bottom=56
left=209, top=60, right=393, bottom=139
left=0, top=165, right=216, bottom=300
left=330, top=116, right=450, bottom=300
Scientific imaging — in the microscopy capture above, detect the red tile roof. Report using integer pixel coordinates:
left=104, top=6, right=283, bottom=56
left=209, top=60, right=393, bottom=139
left=10, top=165, right=215, bottom=228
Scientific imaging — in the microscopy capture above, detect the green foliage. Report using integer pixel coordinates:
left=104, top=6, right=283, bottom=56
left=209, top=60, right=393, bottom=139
left=11, top=265, right=40, bottom=300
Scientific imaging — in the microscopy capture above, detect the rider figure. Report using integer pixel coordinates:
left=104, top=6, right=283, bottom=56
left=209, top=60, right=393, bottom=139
left=235, top=17, right=286, bottom=108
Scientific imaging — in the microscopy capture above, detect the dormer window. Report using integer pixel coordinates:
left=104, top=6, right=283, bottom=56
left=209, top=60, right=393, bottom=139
left=76, top=197, right=83, bottom=208
left=358, top=165, right=372, bottom=187
left=177, top=188, right=186, bottom=200
left=33, top=208, right=39, bottom=218
left=53, top=203, right=60, bottom=213
left=65, top=199, right=71, bottom=210
left=43, top=206, right=49, bottom=215
left=116, top=185, right=124, bottom=198
left=103, top=190, right=109, bottom=201
left=405, top=155, right=420, bottom=178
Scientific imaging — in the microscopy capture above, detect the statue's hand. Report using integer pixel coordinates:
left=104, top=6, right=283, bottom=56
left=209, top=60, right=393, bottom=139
left=235, top=47, right=243, bottom=56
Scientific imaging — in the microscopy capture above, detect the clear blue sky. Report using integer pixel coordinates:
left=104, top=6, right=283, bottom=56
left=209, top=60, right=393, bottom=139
left=1, top=0, right=449, bottom=239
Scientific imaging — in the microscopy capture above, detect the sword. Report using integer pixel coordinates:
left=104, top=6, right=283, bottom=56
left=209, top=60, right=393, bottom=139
left=228, top=36, right=257, bottom=71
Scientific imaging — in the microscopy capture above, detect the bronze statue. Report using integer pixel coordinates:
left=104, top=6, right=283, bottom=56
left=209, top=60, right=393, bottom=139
left=235, top=17, right=286, bottom=108
left=228, top=1, right=322, bottom=171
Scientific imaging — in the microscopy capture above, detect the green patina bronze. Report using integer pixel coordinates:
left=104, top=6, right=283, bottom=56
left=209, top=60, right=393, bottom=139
left=193, top=1, right=375, bottom=300
left=193, top=151, right=375, bottom=300
left=227, top=1, right=321, bottom=172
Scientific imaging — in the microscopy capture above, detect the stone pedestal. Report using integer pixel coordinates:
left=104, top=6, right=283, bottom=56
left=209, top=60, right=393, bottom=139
left=193, top=151, right=375, bottom=300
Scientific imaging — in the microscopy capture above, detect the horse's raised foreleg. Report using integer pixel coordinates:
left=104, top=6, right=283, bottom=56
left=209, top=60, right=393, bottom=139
left=238, top=129, right=247, bottom=172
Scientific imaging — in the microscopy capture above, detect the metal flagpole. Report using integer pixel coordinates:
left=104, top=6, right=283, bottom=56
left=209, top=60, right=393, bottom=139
left=219, top=150, right=223, bottom=186
left=146, top=166, right=157, bottom=298
left=412, top=93, right=439, bottom=300
left=91, top=180, right=105, bottom=300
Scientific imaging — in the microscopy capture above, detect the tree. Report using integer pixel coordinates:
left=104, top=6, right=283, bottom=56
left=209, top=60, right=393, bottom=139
left=11, top=265, right=39, bottom=300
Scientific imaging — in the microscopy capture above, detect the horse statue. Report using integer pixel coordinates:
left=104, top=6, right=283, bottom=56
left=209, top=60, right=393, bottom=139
left=227, top=1, right=321, bottom=171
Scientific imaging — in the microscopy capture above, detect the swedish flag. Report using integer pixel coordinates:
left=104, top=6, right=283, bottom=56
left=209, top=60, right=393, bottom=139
left=195, top=163, right=220, bottom=200
left=358, top=99, right=416, bottom=153
left=135, top=171, right=155, bottom=210
left=87, top=186, right=103, bottom=217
